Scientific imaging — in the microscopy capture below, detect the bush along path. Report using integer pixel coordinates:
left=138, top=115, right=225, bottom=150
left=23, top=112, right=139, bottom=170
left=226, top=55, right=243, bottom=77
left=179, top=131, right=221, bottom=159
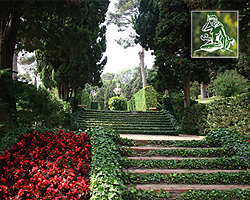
left=73, top=109, right=178, bottom=135
left=121, top=128, right=250, bottom=199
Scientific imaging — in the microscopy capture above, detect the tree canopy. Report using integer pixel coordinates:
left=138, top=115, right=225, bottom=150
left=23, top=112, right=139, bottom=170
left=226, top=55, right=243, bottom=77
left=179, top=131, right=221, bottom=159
left=0, top=0, right=109, bottom=127
left=135, top=0, right=250, bottom=107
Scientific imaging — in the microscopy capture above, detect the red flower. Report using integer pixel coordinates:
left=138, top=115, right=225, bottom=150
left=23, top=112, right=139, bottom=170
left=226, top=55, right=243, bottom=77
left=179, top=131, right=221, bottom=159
left=0, top=130, right=91, bottom=199
left=247, top=140, right=250, bottom=143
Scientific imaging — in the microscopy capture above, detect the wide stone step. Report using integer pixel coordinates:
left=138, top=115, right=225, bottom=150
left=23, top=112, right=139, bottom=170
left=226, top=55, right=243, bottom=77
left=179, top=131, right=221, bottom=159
left=115, top=129, right=178, bottom=135
left=77, top=126, right=178, bottom=135
left=78, top=122, right=173, bottom=126
left=120, top=134, right=205, bottom=142
left=81, top=126, right=175, bottom=131
left=124, top=168, right=246, bottom=174
left=127, top=156, right=219, bottom=160
left=132, top=184, right=250, bottom=193
left=82, top=110, right=165, bottom=116
left=79, top=116, right=172, bottom=122
left=125, top=146, right=218, bottom=151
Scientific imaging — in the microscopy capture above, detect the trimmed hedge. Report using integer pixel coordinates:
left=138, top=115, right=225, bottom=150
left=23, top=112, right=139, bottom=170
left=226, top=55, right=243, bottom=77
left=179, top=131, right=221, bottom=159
left=163, top=93, right=197, bottom=121
left=206, top=93, right=250, bottom=135
left=182, top=103, right=207, bottom=135
left=108, top=96, right=127, bottom=111
left=127, top=86, right=160, bottom=111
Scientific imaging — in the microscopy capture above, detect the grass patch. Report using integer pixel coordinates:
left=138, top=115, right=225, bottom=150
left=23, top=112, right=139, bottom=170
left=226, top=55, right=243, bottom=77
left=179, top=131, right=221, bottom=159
left=196, top=96, right=223, bottom=104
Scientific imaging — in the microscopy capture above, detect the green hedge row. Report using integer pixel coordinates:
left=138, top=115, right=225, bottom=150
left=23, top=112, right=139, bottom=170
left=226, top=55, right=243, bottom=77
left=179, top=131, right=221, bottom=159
left=127, top=86, right=160, bottom=111
left=206, top=93, right=250, bottom=135
left=165, top=93, right=250, bottom=135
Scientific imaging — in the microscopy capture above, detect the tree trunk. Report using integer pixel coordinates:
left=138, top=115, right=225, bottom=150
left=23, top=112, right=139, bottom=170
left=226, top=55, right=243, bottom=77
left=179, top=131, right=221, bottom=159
left=139, top=47, right=147, bottom=88
left=12, top=51, right=18, bottom=80
left=184, top=77, right=190, bottom=107
left=0, top=8, right=21, bottom=129
left=200, top=82, right=207, bottom=100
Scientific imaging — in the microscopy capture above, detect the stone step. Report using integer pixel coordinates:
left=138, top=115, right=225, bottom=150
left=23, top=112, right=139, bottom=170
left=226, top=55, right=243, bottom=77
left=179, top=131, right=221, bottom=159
left=124, top=168, right=246, bottom=174
left=80, top=116, right=171, bottom=123
left=125, top=146, right=219, bottom=151
left=115, top=129, right=178, bottom=135
left=79, top=122, right=174, bottom=127
left=120, top=134, right=205, bottom=142
left=81, top=110, right=165, bottom=116
left=79, top=124, right=175, bottom=130
left=127, top=156, right=219, bottom=160
left=132, top=184, right=250, bottom=193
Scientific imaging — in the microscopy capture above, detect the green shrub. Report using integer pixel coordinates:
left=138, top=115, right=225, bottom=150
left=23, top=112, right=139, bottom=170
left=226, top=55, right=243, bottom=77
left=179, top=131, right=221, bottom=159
left=214, top=70, right=248, bottom=97
left=91, top=101, right=99, bottom=110
left=127, top=86, right=160, bottom=111
left=79, top=89, right=91, bottom=108
left=182, top=103, right=207, bottom=135
left=205, top=128, right=250, bottom=168
left=127, top=96, right=135, bottom=111
left=163, top=93, right=198, bottom=122
left=205, top=128, right=240, bottom=147
left=16, top=82, right=71, bottom=128
left=108, top=96, right=127, bottom=111
left=206, top=93, right=250, bottom=135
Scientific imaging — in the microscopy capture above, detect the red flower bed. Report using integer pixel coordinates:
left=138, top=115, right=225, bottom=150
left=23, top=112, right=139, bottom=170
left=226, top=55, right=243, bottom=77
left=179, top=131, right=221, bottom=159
left=0, top=130, right=91, bottom=199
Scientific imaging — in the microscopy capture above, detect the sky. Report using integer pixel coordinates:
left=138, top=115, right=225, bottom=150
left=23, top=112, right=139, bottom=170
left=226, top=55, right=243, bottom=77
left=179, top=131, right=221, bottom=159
left=103, top=0, right=155, bottom=74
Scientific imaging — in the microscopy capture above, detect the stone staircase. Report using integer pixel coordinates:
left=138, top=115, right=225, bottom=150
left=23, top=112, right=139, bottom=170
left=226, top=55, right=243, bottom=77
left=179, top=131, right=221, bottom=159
left=122, top=138, right=250, bottom=199
left=75, top=109, right=178, bottom=135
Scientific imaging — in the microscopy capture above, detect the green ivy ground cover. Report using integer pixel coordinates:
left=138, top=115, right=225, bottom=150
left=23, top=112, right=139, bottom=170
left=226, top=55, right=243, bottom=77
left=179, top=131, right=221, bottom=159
left=125, top=171, right=250, bottom=185
left=122, top=148, right=226, bottom=157
left=148, top=140, right=210, bottom=147
left=86, top=127, right=126, bottom=200
left=85, top=127, right=172, bottom=200
left=122, top=157, right=248, bottom=170
left=181, top=188, right=250, bottom=200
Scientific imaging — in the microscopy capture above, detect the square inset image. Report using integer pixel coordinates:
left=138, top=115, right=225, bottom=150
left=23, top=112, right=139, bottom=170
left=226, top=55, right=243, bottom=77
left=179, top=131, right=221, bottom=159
left=191, top=11, right=238, bottom=58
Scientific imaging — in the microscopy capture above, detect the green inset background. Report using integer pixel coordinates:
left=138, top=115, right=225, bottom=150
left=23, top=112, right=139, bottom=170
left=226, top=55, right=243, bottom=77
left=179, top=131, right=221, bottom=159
left=192, top=11, right=238, bottom=58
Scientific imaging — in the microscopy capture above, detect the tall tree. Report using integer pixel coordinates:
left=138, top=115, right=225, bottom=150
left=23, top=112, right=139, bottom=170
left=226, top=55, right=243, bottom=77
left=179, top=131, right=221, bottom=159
left=136, top=0, right=210, bottom=106
left=33, top=1, right=109, bottom=109
left=0, top=0, right=110, bottom=127
left=0, top=1, right=24, bottom=127
left=108, top=0, right=147, bottom=87
left=135, top=0, right=245, bottom=107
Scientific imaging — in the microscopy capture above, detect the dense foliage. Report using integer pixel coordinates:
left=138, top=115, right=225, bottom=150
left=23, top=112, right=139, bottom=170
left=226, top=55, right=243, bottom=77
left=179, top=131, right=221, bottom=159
left=181, top=188, right=250, bottom=200
left=108, top=96, right=128, bottom=111
left=206, top=93, right=250, bottom=135
left=0, top=130, right=91, bottom=199
left=182, top=103, right=208, bottom=135
left=214, top=70, right=248, bottom=97
left=126, top=171, right=250, bottom=185
left=135, top=0, right=212, bottom=107
left=0, top=0, right=110, bottom=128
left=85, top=67, right=154, bottom=110
left=86, top=127, right=125, bottom=200
left=127, top=86, right=160, bottom=111
left=34, top=1, right=109, bottom=108
left=16, top=82, right=71, bottom=128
